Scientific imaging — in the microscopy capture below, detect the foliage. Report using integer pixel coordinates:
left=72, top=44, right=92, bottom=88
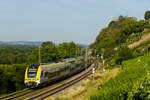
left=145, top=11, right=150, bottom=20
left=41, top=41, right=58, bottom=63
left=144, top=20, right=150, bottom=29
left=0, top=45, right=36, bottom=64
left=27, top=41, right=58, bottom=64
left=123, top=30, right=150, bottom=46
left=115, top=30, right=150, bottom=64
left=122, top=18, right=145, bottom=35
left=0, top=64, right=27, bottom=94
left=57, top=42, right=82, bottom=59
left=127, top=76, right=150, bottom=100
left=114, top=46, right=134, bottom=64
left=27, top=48, right=39, bottom=64
left=90, top=52, right=150, bottom=100
left=27, top=41, right=83, bottom=64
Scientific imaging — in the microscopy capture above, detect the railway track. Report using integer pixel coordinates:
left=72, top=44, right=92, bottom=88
left=0, top=60, right=98, bottom=100
left=0, top=88, right=32, bottom=100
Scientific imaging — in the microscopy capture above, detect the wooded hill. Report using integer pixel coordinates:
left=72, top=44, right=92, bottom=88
left=91, top=14, right=150, bottom=65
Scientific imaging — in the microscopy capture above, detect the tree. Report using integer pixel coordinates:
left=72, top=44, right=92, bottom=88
left=0, top=64, right=27, bottom=95
left=57, top=41, right=82, bottom=59
left=27, top=48, right=39, bottom=64
left=41, top=41, right=58, bottom=63
left=144, top=11, right=150, bottom=20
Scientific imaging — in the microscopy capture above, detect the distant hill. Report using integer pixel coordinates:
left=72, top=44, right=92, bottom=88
left=0, top=41, right=88, bottom=48
left=0, top=41, right=43, bottom=46
left=77, top=44, right=89, bottom=48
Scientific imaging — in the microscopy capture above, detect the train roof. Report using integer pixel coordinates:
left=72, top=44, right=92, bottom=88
left=29, top=56, right=85, bottom=69
left=40, top=62, right=55, bottom=65
left=41, top=62, right=65, bottom=68
left=62, top=58, right=76, bottom=62
left=62, top=56, right=84, bottom=62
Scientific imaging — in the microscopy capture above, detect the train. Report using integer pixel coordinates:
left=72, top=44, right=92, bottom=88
left=24, top=56, right=92, bottom=88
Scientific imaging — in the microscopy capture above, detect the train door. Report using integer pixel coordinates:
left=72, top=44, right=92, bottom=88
left=44, top=71, right=48, bottom=83
left=40, top=70, right=44, bottom=84
left=40, top=70, right=48, bottom=84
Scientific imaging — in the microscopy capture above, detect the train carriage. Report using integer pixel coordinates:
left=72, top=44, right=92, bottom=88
left=25, top=56, right=91, bottom=88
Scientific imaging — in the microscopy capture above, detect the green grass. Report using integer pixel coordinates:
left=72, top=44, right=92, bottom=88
left=90, top=52, right=150, bottom=100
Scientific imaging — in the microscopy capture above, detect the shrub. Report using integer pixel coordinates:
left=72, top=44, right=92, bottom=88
left=127, top=76, right=150, bottom=100
left=114, top=46, right=134, bottom=64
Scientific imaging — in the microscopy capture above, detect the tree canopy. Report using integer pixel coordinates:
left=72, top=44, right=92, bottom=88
left=27, top=41, right=83, bottom=64
left=144, top=10, right=150, bottom=20
left=0, top=45, right=36, bottom=64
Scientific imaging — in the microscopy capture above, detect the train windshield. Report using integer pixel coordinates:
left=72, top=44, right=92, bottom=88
left=27, top=64, right=39, bottom=78
left=28, top=72, right=36, bottom=78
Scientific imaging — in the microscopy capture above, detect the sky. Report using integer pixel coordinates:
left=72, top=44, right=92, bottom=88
left=0, top=0, right=150, bottom=45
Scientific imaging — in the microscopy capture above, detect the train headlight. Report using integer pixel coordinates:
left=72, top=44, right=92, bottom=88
left=36, top=80, right=40, bottom=84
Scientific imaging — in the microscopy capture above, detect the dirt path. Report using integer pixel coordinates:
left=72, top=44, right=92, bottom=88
left=128, top=32, right=150, bottom=48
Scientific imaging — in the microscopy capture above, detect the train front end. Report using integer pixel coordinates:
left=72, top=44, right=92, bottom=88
left=24, top=64, right=41, bottom=88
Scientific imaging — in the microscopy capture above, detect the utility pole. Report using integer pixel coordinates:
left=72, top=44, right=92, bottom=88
left=76, top=47, right=77, bottom=56
left=39, top=46, right=41, bottom=64
left=85, top=47, right=88, bottom=67
left=101, top=48, right=105, bottom=72
left=76, top=46, right=79, bottom=57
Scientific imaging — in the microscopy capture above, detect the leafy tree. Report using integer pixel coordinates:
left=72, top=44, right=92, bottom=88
left=27, top=48, right=39, bottom=64
left=0, top=64, right=26, bottom=95
left=144, top=10, right=150, bottom=20
left=57, top=42, right=70, bottom=59
left=41, top=41, right=58, bottom=63
left=57, top=41, right=82, bottom=59
left=122, top=18, right=145, bottom=35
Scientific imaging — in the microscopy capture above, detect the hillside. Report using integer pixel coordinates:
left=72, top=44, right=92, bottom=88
left=90, top=52, right=150, bottom=100
left=91, top=16, right=150, bottom=65
left=87, top=14, right=150, bottom=99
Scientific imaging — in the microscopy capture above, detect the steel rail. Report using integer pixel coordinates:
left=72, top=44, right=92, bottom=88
left=0, top=88, right=31, bottom=100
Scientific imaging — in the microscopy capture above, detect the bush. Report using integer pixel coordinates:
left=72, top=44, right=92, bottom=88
left=127, top=76, right=150, bottom=100
left=114, top=46, right=134, bottom=64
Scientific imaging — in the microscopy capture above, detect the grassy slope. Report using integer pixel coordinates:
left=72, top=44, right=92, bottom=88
left=49, top=67, right=120, bottom=100
left=90, top=52, right=150, bottom=100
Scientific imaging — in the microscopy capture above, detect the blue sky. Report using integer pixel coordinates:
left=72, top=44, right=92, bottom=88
left=0, top=0, right=150, bottom=44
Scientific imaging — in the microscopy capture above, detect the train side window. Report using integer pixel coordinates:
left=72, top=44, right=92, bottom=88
left=44, top=72, right=48, bottom=77
left=41, top=71, right=44, bottom=77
